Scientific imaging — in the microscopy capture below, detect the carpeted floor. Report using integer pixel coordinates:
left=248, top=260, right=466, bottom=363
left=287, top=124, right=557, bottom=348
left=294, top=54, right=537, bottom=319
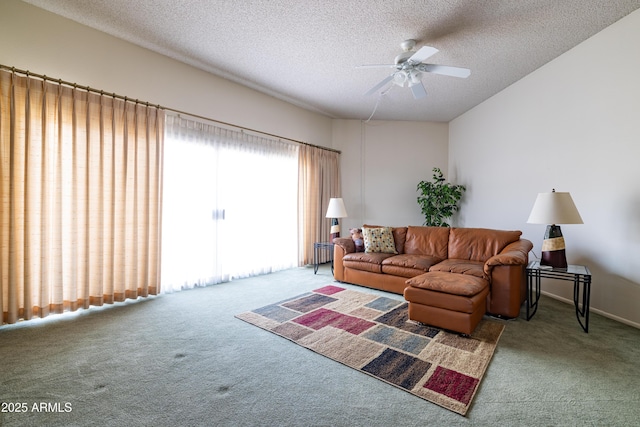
left=1, top=264, right=639, bottom=426
left=237, top=284, right=504, bottom=415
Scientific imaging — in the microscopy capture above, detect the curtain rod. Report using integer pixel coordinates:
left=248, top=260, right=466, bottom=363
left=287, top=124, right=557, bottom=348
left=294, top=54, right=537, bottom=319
left=0, top=64, right=340, bottom=154
left=165, top=108, right=340, bottom=153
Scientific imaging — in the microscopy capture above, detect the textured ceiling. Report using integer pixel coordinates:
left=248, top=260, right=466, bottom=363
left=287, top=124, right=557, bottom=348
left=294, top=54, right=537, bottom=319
left=22, top=0, right=640, bottom=122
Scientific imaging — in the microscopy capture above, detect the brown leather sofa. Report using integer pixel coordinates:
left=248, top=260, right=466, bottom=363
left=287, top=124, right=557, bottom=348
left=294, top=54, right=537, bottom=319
left=333, top=226, right=533, bottom=334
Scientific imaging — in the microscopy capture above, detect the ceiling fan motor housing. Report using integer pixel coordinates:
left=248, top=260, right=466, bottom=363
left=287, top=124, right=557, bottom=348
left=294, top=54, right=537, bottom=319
left=394, top=51, right=414, bottom=65
left=395, top=39, right=418, bottom=65
left=400, top=39, right=416, bottom=51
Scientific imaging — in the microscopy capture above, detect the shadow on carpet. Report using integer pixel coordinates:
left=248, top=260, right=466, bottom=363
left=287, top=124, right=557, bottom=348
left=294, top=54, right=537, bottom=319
left=236, top=285, right=504, bottom=416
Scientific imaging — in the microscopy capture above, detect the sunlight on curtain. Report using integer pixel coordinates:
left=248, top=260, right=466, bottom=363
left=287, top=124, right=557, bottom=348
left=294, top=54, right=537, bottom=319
left=298, top=145, right=341, bottom=265
left=0, top=70, right=163, bottom=325
left=161, top=115, right=298, bottom=292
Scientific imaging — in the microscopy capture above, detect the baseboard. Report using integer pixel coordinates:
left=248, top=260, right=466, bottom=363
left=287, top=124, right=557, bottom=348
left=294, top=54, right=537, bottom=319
left=541, top=290, right=640, bottom=330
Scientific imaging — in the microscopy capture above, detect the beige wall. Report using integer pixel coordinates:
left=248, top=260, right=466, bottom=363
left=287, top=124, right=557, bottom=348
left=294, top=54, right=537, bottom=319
left=0, top=0, right=333, bottom=148
left=333, top=120, right=449, bottom=230
left=450, top=9, right=640, bottom=328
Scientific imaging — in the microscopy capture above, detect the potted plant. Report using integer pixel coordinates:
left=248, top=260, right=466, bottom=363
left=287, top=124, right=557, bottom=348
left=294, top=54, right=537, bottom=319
left=417, top=167, right=466, bottom=227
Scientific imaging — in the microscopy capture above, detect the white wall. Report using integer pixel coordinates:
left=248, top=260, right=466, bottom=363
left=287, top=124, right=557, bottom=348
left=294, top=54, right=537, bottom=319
left=333, top=119, right=449, bottom=231
left=450, top=9, right=640, bottom=327
left=0, top=0, right=333, bottom=148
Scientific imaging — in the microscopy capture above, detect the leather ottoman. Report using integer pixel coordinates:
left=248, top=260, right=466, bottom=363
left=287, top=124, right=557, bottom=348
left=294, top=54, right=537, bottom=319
left=404, top=271, right=489, bottom=335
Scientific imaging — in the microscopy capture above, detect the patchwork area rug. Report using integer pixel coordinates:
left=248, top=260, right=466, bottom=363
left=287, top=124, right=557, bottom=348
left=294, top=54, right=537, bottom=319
left=236, top=285, right=504, bottom=416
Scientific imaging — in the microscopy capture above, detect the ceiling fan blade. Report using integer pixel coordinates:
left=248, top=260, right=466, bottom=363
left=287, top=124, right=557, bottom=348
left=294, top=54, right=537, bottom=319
left=410, top=81, right=427, bottom=99
left=419, top=64, right=471, bottom=78
left=364, top=74, right=394, bottom=96
left=407, top=46, right=439, bottom=64
left=356, top=64, right=397, bottom=69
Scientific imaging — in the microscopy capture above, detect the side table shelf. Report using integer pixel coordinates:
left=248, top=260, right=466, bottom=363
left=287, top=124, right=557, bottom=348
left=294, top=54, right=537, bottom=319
left=313, top=242, right=334, bottom=275
left=525, top=261, right=591, bottom=333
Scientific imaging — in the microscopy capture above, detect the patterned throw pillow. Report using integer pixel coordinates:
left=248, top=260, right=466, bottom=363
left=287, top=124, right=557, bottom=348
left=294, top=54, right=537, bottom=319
left=363, top=227, right=398, bottom=254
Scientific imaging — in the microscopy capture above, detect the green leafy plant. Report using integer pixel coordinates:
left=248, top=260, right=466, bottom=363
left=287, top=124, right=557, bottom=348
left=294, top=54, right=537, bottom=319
left=417, top=167, right=466, bottom=227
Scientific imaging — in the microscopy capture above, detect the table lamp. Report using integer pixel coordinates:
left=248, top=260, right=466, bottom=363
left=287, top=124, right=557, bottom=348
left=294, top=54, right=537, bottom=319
left=527, top=189, right=583, bottom=268
left=325, top=198, right=348, bottom=242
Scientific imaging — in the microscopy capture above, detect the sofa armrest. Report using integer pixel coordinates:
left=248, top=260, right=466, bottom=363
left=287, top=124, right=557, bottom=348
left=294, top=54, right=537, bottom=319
left=332, top=238, right=354, bottom=282
left=483, top=239, right=533, bottom=277
left=487, top=265, right=527, bottom=317
left=484, top=239, right=532, bottom=317
left=333, top=237, right=355, bottom=254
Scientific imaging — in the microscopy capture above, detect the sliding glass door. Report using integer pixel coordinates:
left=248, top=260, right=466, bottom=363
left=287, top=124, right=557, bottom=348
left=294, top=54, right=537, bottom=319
left=161, top=115, right=298, bottom=292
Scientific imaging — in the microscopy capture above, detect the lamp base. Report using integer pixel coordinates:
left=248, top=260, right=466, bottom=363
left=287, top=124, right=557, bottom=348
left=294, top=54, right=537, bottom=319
left=330, top=218, right=340, bottom=242
left=540, top=225, right=567, bottom=269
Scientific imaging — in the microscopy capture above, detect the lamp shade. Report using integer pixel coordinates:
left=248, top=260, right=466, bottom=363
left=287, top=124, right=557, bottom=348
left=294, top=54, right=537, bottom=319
left=325, top=198, right=348, bottom=218
left=527, top=191, right=583, bottom=225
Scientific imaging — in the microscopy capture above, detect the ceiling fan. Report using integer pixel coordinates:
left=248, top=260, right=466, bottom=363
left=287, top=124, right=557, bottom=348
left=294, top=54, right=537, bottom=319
left=359, top=39, right=471, bottom=99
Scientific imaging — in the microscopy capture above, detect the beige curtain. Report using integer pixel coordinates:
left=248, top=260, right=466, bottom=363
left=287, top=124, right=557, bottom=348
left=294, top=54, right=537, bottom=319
left=0, top=70, right=164, bottom=325
left=298, top=144, right=340, bottom=265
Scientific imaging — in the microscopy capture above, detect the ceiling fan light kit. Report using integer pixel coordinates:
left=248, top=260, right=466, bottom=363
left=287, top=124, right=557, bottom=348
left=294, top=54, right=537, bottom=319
left=360, top=39, right=471, bottom=100
left=409, top=71, right=422, bottom=85
left=393, top=71, right=407, bottom=86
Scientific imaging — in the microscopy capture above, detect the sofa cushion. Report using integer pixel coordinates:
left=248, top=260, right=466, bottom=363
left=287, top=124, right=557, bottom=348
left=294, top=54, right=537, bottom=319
left=403, top=226, right=449, bottom=259
left=391, top=227, right=408, bottom=254
left=381, top=254, right=443, bottom=278
left=448, top=228, right=522, bottom=262
left=406, top=271, right=489, bottom=297
left=343, top=252, right=395, bottom=273
left=364, top=225, right=407, bottom=254
left=363, top=227, right=398, bottom=254
left=429, top=259, right=486, bottom=279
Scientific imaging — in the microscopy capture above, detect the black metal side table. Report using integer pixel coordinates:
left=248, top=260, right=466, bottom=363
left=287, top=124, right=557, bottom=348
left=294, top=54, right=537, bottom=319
left=313, top=242, right=334, bottom=274
left=525, top=261, right=592, bottom=333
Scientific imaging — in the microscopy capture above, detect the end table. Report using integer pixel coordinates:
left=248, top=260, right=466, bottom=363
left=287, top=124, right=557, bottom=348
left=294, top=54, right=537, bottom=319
left=313, top=242, right=334, bottom=274
left=525, top=261, right=591, bottom=333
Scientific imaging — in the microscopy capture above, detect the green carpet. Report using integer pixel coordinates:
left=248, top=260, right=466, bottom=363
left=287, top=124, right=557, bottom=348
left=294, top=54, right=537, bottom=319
left=1, top=265, right=639, bottom=426
left=236, top=284, right=504, bottom=416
